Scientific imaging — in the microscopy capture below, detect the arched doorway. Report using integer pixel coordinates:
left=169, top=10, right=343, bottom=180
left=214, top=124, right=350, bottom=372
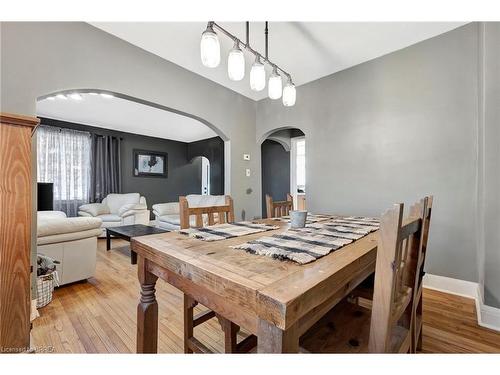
left=35, top=89, right=227, bottom=215
left=260, top=128, right=306, bottom=218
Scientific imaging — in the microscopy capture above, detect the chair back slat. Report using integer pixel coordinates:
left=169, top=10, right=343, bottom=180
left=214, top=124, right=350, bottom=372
left=218, top=211, right=226, bottom=224
left=179, top=196, right=235, bottom=229
left=207, top=212, right=215, bottom=226
left=410, top=196, right=433, bottom=351
left=369, top=200, right=426, bottom=353
left=266, top=193, right=294, bottom=218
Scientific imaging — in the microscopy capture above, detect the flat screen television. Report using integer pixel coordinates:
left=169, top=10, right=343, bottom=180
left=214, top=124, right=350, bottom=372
left=37, top=182, right=54, bottom=211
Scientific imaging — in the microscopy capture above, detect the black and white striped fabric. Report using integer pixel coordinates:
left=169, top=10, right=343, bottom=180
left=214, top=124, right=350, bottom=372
left=232, top=216, right=379, bottom=264
left=178, top=221, right=280, bottom=241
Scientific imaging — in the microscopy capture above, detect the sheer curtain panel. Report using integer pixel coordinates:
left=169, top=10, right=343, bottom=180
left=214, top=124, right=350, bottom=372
left=37, top=125, right=92, bottom=216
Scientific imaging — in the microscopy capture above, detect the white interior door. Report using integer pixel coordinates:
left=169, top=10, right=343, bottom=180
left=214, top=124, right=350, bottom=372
left=201, top=156, right=210, bottom=195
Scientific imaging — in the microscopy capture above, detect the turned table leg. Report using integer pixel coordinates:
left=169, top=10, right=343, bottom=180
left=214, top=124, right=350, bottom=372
left=257, top=319, right=299, bottom=353
left=216, top=314, right=240, bottom=353
left=136, top=256, right=159, bottom=353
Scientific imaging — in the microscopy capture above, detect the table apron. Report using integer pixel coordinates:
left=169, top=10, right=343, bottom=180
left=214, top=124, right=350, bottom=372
left=147, top=260, right=259, bottom=335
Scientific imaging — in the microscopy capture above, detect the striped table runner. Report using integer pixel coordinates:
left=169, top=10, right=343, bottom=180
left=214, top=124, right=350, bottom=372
left=272, top=213, right=336, bottom=224
left=232, top=216, right=379, bottom=264
left=178, top=221, right=280, bottom=241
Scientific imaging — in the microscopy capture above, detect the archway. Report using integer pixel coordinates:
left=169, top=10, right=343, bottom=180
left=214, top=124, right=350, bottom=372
left=260, top=127, right=306, bottom=218
left=35, top=89, right=228, bottom=215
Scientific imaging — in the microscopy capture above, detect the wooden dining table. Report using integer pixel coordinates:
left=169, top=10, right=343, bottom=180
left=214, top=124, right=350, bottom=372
left=131, top=218, right=378, bottom=353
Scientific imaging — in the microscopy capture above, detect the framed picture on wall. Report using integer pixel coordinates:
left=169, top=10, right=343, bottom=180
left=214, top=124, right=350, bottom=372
left=133, top=149, right=168, bottom=178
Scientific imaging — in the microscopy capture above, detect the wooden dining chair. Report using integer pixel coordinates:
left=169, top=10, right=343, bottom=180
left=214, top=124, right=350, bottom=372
left=351, top=196, right=433, bottom=306
left=409, top=196, right=433, bottom=352
left=300, top=200, right=426, bottom=353
left=179, top=196, right=257, bottom=353
left=179, top=195, right=235, bottom=229
left=265, top=193, right=294, bottom=218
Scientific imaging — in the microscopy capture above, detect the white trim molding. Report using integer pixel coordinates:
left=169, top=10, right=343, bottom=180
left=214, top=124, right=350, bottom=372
left=423, top=273, right=500, bottom=332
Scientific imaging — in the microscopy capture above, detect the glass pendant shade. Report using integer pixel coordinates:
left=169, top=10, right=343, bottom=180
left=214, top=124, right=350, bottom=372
left=200, top=25, right=220, bottom=68
left=283, top=79, right=296, bottom=107
left=268, top=67, right=282, bottom=100
left=227, top=41, right=245, bottom=81
left=250, top=57, right=266, bottom=91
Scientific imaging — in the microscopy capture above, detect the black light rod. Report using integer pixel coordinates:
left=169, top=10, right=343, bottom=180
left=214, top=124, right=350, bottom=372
left=210, top=21, right=291, bottom=79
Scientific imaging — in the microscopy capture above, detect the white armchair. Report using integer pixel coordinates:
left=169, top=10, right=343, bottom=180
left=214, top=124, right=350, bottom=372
left=153, top=194, right=226, bottom=230
left=78, top=193, right=150, bottom=235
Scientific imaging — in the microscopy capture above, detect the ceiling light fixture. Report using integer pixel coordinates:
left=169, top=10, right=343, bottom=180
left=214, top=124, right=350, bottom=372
left=250, top=55, right=265, bottom=91
left=200, top=23, right=220, bottom=68
left=268, top=66, right=282, bottom=100
left=56, top=94, right=68, bottom=100
left=282, top=78, right=296, bottom=107
left=68, top=93, right=83, bottom=101
left=227, top=39, right=245, bottom=81
left=100, top=93, right=114, bottom=99
left=200, top=21, right=296, bottom=106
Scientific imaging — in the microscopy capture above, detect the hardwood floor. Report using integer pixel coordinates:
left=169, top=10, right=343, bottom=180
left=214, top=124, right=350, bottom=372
left=32, top=239, right=500, bottom=353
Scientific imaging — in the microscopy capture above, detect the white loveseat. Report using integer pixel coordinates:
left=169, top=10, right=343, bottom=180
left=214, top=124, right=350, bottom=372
left=153, top=194, right=227, bottom=230
left=78, top=193, right=149, bottom=236
left=37, top=211, right=102, bottom=285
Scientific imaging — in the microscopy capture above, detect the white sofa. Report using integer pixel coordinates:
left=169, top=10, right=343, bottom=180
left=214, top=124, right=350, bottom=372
left=153, top=194, right=227, bottom=230
left=78, top=193, right=149, bottom=236
left=37, top=211, right=102, bottom=285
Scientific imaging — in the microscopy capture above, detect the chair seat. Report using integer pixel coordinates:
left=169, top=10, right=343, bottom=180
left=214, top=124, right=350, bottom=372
left=97, top=213, right=122, bottom=222
left=300, top=300, right=410, bottom=353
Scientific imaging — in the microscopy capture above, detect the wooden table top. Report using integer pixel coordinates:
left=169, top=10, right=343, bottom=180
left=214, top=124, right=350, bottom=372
left=132, top=219, right=378, bottom=333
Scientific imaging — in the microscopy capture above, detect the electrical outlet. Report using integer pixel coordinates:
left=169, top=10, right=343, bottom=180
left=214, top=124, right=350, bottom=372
left=245, top=168, right=251, bottom=177
left=243, top=154, right=250, bottom=161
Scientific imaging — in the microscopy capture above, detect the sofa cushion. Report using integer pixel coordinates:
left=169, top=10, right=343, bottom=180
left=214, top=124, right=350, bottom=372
left=37, top=211, right=67, bottom=220
left=104, top=193, right=141, bottom=214
left=97, top=214, right=122, bottom=222
left=38, top=217, right=102, bottom=238
left=152, top=202, right=179, bottom=216
left=78, top=203, right=110, bottom=216
left=186, top=194, right=226, bottom=207
left=37, top=228, right=103, bottom=245
left=158, top=214, right=197, bottom=227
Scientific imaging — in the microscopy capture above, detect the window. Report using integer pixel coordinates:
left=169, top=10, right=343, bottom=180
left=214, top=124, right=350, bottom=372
left=37, top=125, right=92, bottom=216
left=290, top=136, right=306, bottom=208
left=296, top=138, right=306, bottom=192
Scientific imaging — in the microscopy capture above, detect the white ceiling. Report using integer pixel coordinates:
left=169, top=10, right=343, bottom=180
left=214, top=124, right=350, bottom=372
left=91, top=22, right=467, bottom=101
left=36, top=93, right=217, bottom=143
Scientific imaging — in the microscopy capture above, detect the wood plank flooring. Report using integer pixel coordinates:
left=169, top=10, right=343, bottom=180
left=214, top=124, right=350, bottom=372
left=32, top=239, right=500, bottom=353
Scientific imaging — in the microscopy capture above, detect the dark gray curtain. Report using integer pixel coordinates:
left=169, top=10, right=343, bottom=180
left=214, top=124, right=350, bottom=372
left=90, top=135, right=122, bottom=202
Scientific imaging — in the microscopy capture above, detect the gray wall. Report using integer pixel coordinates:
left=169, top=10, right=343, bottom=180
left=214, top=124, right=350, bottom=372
left=39, top=117, right=209, bottom=214
left=261, top=140, right=291, bottom=217
left=0, top=22, right=260, bottom=221
left=482, top=22, right=500, bottom=307
left=257, top=24, right=484, bottom=290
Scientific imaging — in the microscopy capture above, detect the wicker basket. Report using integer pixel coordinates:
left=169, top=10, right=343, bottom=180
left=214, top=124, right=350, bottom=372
left=36, top=271, right=59, bottom=309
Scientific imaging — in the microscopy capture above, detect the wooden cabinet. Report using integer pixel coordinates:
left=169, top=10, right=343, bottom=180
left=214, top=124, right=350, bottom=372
left=0, top=113, right=38, bottom=353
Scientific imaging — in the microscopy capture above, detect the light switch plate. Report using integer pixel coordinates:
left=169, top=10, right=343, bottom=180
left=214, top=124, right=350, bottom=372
left=243, top=154, right=250, bottom=161
left=245, top=168, right=251, bottom=177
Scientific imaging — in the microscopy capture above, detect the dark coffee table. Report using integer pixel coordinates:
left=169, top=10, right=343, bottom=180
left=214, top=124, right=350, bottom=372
left=106, top=224, right=169, bottom=264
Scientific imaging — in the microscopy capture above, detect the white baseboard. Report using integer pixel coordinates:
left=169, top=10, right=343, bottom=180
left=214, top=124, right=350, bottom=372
left=423, top=273, right=500, bottom=332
